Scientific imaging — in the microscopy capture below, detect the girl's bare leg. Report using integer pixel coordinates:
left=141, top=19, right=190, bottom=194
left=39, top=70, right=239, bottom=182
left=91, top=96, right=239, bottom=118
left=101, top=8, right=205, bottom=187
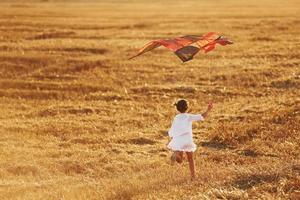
left=186, top=152, right=195, bottom=179
left=171, top=151, right=184, bottom=164
left=176, top=151, right=183, bottom=163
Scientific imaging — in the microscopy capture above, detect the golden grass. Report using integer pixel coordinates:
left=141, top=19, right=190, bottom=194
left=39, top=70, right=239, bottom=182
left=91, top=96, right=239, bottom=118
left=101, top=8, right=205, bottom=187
left=0, top=0, right=299, bottom=199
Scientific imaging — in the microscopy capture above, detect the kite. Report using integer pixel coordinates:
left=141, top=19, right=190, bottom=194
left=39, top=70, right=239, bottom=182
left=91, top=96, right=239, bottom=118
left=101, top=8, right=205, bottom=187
left=129, top=32, right=233, bottom=62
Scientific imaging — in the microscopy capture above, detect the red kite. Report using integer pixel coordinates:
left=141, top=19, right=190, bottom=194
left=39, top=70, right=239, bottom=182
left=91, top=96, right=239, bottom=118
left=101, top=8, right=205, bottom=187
left=129, top=32, right=233, bottom=62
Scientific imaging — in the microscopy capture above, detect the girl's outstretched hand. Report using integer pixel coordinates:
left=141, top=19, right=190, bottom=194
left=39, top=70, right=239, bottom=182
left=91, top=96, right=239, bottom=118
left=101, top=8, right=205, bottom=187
left=202, top=101, right=213, bottom=118
left=207, top=101, right=213, bottom=111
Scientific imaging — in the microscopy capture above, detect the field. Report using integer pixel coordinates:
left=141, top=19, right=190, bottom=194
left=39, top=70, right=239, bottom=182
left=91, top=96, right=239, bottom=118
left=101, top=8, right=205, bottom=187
left=0, top=0, right=299, bottom=199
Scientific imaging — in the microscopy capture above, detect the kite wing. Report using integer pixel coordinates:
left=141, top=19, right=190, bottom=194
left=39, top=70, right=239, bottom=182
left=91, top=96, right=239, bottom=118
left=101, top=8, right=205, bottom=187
left=129, top=32, right=233, bottom=62
left=197, top=33, right=233, bottom=53
left=129, top=35, right=201, bottom=60
left=129, top=41, right=162, bottom=60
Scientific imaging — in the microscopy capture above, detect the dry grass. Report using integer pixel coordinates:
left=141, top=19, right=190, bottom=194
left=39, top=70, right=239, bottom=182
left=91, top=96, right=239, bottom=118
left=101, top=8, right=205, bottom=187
left=0, top=0, right=299, bottom=199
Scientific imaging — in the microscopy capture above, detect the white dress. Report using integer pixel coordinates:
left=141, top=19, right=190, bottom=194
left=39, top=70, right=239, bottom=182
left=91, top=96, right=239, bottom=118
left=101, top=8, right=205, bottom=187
left=167, top=113, right=204, bottom=152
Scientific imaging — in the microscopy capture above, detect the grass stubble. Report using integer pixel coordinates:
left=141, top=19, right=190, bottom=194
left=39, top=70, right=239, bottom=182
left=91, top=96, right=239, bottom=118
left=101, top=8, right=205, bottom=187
left=0, top=0, right=299, bottom=199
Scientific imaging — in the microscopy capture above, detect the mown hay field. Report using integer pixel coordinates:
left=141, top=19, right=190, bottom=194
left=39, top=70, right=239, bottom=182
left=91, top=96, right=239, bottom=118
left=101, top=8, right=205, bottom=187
left=0, top=0, right=299, bottom=199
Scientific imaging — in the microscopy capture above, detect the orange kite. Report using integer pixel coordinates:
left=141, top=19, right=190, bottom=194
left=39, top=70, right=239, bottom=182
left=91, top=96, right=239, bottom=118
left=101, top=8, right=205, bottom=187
left=129, top=32, right=233, bottom=62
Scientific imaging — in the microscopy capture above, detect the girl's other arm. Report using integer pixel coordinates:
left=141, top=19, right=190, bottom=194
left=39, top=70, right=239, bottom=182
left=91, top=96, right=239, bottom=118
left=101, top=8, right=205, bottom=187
left=202, top=101, right=213, bottom=118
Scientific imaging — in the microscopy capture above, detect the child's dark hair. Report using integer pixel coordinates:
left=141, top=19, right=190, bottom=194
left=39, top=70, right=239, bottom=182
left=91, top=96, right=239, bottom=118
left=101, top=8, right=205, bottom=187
left=174, top=99, right=188, bottom=113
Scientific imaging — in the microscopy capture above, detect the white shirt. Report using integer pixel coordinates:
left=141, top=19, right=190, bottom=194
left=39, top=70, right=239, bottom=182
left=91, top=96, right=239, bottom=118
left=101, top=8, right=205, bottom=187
left=168, top=113, right=204, bottom=138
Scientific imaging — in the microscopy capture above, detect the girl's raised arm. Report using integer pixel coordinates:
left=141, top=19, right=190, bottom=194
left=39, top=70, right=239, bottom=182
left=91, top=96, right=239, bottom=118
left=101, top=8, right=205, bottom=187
left=202, top=102, right=213, bottom=118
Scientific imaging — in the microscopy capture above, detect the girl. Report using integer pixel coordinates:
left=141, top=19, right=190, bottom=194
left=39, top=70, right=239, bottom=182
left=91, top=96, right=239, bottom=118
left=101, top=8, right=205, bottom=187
left=167, top=99, right=213, bottom=180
